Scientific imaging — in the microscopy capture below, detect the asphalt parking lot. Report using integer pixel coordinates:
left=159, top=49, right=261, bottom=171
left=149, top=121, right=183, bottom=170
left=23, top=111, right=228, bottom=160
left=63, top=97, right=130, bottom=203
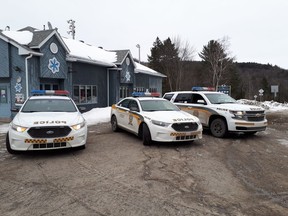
left=0, top=112, right=288, bottom=216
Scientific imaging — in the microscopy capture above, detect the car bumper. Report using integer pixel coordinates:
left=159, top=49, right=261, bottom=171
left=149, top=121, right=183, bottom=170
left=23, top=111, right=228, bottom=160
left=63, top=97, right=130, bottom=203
left=228, top=119, right=268, bottom=132
left=150, top=125, right=203, bottom=142
left=8, top=126, right=87, bottom=151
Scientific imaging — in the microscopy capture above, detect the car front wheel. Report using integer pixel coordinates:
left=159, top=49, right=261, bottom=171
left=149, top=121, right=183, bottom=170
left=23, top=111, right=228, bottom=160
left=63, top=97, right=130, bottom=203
left=111, top=115, right=119, bottom=132
left=6, top=133, right=18, bottom=154
left=210, top=118, right=227, bottom=138
left=142, top=123, right=152, bottom=146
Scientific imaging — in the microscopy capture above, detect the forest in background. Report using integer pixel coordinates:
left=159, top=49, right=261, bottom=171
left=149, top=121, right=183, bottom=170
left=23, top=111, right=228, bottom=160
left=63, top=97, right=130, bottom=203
left=177, top=61, right=288, bottom=102
left=145, top=37, right=288, bottom=103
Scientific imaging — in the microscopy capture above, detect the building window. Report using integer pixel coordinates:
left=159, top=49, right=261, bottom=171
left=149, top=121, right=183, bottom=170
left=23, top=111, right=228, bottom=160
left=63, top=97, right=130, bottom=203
left=134, top=87, right=158, bottom=93
left=120, top=86, right=132, bottom=98
left=73, top=85, right=97, bottom=104
left=40, top=83, right=59, bottom=90
left=0, top=86, right=8, bottom=103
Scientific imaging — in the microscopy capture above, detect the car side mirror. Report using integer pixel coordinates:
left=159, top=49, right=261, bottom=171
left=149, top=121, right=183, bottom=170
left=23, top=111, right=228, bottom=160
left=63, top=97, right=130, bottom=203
left=197, top=99, right=206, bottom=105
left=11, top=108, right=20, bottom=112
left=78, top=106, right=86, bottom=113
left=130, top=107, right=139, bottom=112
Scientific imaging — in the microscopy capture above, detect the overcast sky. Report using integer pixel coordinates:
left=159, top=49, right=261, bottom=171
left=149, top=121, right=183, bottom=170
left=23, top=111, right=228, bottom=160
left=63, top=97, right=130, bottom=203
left=1, top=0, right=288, bottom=69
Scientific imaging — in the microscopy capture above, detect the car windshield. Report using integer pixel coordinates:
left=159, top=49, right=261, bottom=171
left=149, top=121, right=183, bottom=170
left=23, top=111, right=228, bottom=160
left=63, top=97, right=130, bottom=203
left=140, top=100, right=180, bottom=111
left=204, top=93, right=236, bottom=104
left=21, top=98, right=78, bottom=112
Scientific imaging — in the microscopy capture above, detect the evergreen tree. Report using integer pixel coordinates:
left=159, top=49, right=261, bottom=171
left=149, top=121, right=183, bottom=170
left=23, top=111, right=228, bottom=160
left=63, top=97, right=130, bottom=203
left=199, top=38, right=234, bottom=91
left=148, top=37, right=179, bottom=92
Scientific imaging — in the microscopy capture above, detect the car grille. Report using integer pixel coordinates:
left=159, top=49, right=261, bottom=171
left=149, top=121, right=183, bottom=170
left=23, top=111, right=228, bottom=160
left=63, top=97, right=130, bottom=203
left=172, top=122, right=198, bottom=132
left=176, top=135, right=197, bottom=140
left=245, top=111, right=265, bottom=122
left=28, top=126, right=71, bottom=138
left=236, top=126, right=266, bottom=131
left=33, top=142, right=67, bottom=149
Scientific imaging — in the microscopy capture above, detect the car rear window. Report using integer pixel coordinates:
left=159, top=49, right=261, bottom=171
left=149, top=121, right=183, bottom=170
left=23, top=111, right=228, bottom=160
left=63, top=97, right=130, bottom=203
left=163, top=93, right=174, bottom=101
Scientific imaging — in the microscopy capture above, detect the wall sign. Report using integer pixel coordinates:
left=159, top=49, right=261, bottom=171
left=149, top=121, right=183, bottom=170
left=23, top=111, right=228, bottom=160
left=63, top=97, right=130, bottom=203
left=126, top=57, right=130, bottom=66
left=50, top=42, right=58, bottom=54
left=48, top=57, right=60, bottom=74
left=125, top=70, right=131, bottom=82
left=15, top=76, right=22, bottom=92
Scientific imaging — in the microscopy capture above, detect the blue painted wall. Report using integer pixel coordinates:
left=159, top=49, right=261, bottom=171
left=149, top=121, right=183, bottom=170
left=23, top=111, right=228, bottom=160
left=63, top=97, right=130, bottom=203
left=0, top=39, right=10, bottom=77
left=71, top=62, right=108, bottom=109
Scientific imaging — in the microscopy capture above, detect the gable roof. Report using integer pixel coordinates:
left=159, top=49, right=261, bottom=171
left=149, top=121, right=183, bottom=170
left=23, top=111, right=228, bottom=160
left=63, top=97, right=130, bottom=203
left=111, top=49, right=165, bottom=77
left=23, top=28, right=70, bottom=53
left=111, top=50, right=131, bottom=64
left=0, top=30, right=42, bottom=56
left=1, top=26, right=165, bottom=77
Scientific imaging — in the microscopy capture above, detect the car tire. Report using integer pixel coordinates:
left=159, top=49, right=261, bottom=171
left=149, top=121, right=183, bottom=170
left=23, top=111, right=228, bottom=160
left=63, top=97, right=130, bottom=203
left=142, top=123, right=152, bottom=146
left=6, top=133, right=18, bottom=154
left=111, top=115, right=119, bottom=132
left=210, top=118, right=227, bottom=138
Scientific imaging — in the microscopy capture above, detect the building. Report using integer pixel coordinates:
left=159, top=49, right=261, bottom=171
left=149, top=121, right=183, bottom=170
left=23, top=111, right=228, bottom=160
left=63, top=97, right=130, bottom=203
left=0, top=27, right=165, bottom=121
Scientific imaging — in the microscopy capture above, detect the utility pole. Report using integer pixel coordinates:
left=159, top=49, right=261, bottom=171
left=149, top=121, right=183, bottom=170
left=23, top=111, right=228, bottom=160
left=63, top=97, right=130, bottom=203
left=136, top=44, right=141, bottom=63
left=67, top=19, right=76, bottom=39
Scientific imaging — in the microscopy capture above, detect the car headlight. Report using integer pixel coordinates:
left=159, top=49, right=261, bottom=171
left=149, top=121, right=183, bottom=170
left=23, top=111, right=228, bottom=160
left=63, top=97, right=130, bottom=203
left=151, top=120, right=170, bottom=127
left=72, top=121, right=86, bottom=130
left=230, top=110, right=245, bottom=119
left=12, top=123, right=28, bottom=132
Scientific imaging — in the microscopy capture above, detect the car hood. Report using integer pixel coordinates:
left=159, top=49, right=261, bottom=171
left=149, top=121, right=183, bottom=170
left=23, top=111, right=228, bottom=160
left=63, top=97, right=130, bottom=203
left=13, top=112, right=84, bottom=127
left=212, top=103, right=264, bottom=111
left=142, top=110, right=200, bottom=123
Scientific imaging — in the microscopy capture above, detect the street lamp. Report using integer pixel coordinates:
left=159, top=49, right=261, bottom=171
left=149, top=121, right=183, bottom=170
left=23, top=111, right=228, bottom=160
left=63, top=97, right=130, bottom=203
left=136, top=44, right=141, bottom=63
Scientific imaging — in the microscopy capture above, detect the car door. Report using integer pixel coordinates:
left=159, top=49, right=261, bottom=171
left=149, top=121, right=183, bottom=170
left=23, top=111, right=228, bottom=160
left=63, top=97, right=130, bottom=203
left=189, top=93, right=210, bottom=126
left=116, top=99, right=130, bottom=130
left=126, top=100, right=141, bottom=134
left=0, top=84, right=11, bottom=120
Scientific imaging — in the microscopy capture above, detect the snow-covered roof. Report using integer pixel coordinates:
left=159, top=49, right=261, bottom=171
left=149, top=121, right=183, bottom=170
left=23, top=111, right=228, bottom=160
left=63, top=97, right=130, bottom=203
left=0, top=30, right=42, bottom=56
left=1, top=30, right=33, bottom=45
left=135, top=62, right=166, bottom=77
left=0, top=28, right=165, bottom=76
left=63, top=37, right=117, bottom=67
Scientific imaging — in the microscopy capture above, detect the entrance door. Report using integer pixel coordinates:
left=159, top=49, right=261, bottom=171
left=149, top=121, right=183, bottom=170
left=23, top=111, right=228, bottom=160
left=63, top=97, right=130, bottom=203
left=0, top=84, right=11, bottom=120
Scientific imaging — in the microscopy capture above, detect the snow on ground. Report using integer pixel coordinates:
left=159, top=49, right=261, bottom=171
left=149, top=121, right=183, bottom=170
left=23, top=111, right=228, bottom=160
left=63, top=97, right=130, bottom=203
left=82, top=107, right=111, bottom=126
left=0, top=100, right=288, bottom=134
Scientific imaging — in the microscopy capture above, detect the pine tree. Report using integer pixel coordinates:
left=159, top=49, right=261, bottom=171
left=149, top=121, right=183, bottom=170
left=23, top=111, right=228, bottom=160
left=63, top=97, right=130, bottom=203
left=148, top=37, right=179, bottom=92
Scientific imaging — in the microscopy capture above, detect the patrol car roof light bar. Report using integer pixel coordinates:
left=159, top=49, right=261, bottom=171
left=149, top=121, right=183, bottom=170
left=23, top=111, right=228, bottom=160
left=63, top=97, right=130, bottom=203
left=132, top=91, right=160, bottom=97
left=31, top=90, right=70, bottom=96
left=192, top=86, right=215, bottom=91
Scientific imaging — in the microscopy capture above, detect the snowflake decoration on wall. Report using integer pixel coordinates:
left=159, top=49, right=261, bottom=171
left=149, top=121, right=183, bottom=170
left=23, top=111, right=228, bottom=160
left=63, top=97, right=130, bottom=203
left=15, top=83, right=22, bottom=92
left=125, top=70, right=131, bottom=82
left=48, top=57, right=60, bottom=74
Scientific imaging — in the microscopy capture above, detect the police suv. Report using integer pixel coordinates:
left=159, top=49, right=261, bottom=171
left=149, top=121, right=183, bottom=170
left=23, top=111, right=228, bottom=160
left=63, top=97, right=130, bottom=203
left=6, top=90, right=87, bottom=154
left=163, top=89, right=267, bottom=137
left=111, top=92, right=202, bottom=146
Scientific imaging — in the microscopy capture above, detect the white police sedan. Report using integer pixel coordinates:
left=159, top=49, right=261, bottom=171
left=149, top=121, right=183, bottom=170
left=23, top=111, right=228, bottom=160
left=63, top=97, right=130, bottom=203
left=6, top=90, right=87, bottom=154
left=110, top=92, right=202, bottom=145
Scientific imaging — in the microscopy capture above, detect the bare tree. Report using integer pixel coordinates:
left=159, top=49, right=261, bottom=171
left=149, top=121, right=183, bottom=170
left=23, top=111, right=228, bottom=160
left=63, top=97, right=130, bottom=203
left=199, top=37, right=235, bottom=90
left=173, top=36, right=196, bottom=90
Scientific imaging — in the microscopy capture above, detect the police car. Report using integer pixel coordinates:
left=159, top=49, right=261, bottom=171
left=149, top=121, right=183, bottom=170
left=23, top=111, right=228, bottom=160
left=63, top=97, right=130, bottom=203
left=163, top=89, right=268, bottom=137
left=110, top=92, right=202, bottom=145
left=6, top=90, right=87, bottom=154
